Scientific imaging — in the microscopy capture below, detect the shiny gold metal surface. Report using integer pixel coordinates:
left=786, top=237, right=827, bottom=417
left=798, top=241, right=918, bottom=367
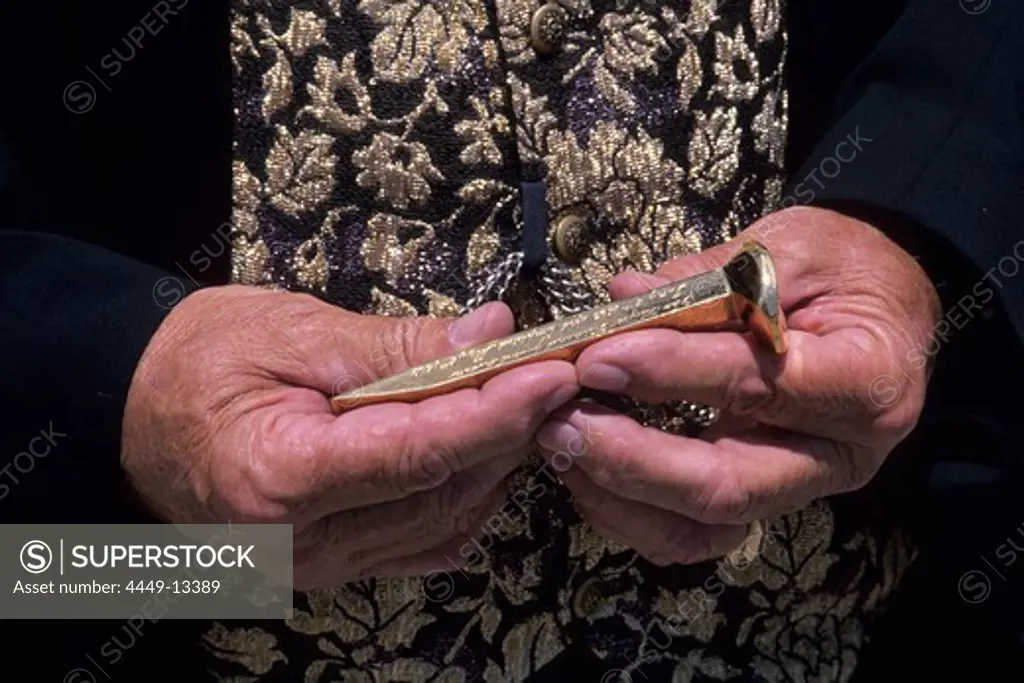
left=573, top=577, right=609, bottom=618
left=552, top=214, right=590, bottom=265
left=332, top=241, right=787, bottom=412
left=530, top=2, right=569, bottom=55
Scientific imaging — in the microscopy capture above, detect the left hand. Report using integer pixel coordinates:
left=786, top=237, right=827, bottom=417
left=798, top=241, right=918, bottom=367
left=535, top=206, right=942, bottom=566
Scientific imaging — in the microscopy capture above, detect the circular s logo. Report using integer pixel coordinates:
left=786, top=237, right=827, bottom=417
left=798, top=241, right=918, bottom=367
left=20, top=540, right=52, bottom=574
left=152, top=276, right=186, bottom=310
left=63, top=81, right=97, bottom=114
left=64, top=669, right=97, bottom=683
left=958, top=570, right=991, bottom=604
left=868, top=375, right=902, bottom=408
left=421, top=570, right=456, bottom=603
left=960, top=0, right=991, bottom=14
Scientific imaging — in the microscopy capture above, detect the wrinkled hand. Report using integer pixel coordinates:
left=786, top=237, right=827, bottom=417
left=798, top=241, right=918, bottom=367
left=123, top=285, right=578, bottom=588
left=536, top=206, right=941, bottom=566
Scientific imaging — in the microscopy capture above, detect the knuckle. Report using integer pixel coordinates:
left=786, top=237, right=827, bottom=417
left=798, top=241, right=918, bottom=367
left=237, top=451, right=274, bottom=505
left=644, top=552, right=678, bottom=567
left=667, top=547, right=706, bottom=567
left=356, top=563, right=389, bottom=581
left=293, top=517, right=330, bottom=550
left=241, top=442, right=313, bottom=519
left=656, top=525, right=693, bottom=562
left=833, top=443, right=883, bottom=494
left=492, top=408, right=540, bottom=450
left=292, top=523, right=360, bottom=589
left=369, top=318, right=418, bottom=376
left=450, top=508, right=480, bottom=538
left=511, top=410, right=539, bottom=439
left=427, top=469, right=492, bottom=536
left=394, top=439, right=452, bottom=496
left=346, top=547, right=394, bottom=578
left=691, top=460, right=753, bottom=524
left=429, top=477, right=471, bottom=524
left=292, top=519, right=334, bottom=570
left=586, top=459, right=625, bottom=495
left=424, top=507, right=482, bottom=548
left=690, top=531, right=723, bottom=564
left=651, top=526, right=716, bottom=567
left=584, top=438, right=638, bottom=496
left=393, top=318, right=427, bottom=372
left=872, top=394, right=925, bottom=445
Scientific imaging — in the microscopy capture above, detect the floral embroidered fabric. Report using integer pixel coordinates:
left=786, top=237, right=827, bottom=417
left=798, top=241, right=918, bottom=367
left=217, top=1, right=916, bottom=680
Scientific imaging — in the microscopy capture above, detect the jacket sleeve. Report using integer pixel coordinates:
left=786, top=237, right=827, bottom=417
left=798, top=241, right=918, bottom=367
left=788, top=0, right=1024, bottom=341
left=0, top=230, right=194, bottom=523
left=786, top=0, right=1024, bottom=462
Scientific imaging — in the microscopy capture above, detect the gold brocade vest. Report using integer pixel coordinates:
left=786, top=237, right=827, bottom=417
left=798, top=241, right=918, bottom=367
left=216, top=1, right=915, bottom=681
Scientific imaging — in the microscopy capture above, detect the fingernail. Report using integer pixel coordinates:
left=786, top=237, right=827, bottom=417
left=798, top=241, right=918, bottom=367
left=448, top=305, right=493, bottom=348
left=627, top=271, right=670, bottom=291
left=638, top=272, right=670, bottom=287
left=536, top=419, right=582, bottom=455
left=580, top=363, right=630, bottom=393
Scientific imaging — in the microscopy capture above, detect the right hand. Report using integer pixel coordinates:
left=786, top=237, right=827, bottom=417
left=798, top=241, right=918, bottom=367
left=122, top=285, right=578, bottom=588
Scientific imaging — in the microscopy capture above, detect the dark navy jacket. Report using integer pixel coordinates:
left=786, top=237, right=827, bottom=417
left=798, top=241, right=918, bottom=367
left=0, top=0, right=1021, bottom=680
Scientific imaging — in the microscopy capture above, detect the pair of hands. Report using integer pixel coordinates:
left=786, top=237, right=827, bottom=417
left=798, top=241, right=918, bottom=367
left=122, top=207, right=941, bottom=588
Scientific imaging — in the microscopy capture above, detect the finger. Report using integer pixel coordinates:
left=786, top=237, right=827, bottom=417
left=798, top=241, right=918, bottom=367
left=576, top=324, right=906, bottom=443
left=301, top=301, right=516, bottom=395
left=257, top=360, right=578, bottom=517
left=606, top=217, right=816, bottom=308
left=698, top=412, right=759, bottom=439
left=560, top=468, right=748, bottom=567
left=353, top=488, right=525, bottom=583
left=364, top=532, right=490, bottom=583
left=293, top=446, right=522, bottom=555
left=536, top=403, right=880, bottom=525
left=295, top=485, right=509, bottom=588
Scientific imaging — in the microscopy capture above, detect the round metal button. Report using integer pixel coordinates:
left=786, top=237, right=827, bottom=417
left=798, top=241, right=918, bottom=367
left=552, top=214, right=590, bottom=265
left=530, top=2, right=569, bottom=55
left=573, top=577, right=607, bottom=618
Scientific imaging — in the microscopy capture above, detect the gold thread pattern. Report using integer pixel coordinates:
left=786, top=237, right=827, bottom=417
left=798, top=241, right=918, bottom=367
left=222, top=1, right=917, bottom=681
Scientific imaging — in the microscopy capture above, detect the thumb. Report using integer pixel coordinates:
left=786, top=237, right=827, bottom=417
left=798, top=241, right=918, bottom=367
left=367, top=300, right=516, bottom=371
left=321, top=302, right=515, bottom=396
left=608, top=241, right=735, bottom=300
